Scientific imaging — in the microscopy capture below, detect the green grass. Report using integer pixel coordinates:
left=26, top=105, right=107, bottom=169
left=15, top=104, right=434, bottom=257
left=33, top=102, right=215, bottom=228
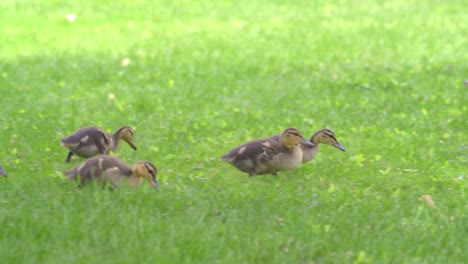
left=0, top=0, right=466, bottom=263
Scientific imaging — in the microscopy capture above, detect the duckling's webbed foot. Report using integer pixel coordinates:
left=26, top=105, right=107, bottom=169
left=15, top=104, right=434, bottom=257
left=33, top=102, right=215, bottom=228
left=65, top=151, right=74, bottom=163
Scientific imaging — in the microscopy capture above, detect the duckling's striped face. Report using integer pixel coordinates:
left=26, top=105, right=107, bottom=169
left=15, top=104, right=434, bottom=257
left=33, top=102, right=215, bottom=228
left=315, top=129, right=346, bottom=151
left=120, top=127, right=137, bottom=150
left=281, top=128, right=312, bottom=149
left=133, top=161, right=158, bottom=189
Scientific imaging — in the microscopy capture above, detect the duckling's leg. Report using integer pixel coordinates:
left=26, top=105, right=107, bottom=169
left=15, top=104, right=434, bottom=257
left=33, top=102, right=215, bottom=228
left=248, top=168, right=257, bottom=177
left=65, top=151, right=74, bottom=163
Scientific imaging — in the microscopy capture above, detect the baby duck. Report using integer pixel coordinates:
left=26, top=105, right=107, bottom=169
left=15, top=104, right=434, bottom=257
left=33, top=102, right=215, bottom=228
left=0, top=165, right=7, bottom=177
left=221, top=127, right=313, bottom=177
left=300, top=129, right=345, bottom=162
left=65, top=155, right=158, bottom=189
left=60, top=126, right=137, bottom=162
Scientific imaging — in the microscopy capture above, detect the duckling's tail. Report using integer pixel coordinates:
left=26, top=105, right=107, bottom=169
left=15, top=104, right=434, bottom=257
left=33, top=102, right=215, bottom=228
left=221, top=154, right=233, bottom=163
left=59, top=138, right=70, bottom=146
left=65, top=170, right=78, bottom=180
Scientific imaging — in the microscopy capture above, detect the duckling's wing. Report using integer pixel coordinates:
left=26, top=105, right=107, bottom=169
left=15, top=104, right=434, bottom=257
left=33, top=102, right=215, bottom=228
left=222, top=138, right=284, bottom=163
left=102, top=167, right=131, bottom=186
left=222, top=139, right=259, bottom=162
left=257, top=138, right=286, bottom=162
left=99, top=156, right=132, bottom=175
left=61, top=127, right=95, bottom=144
left=93, top=132, right=111, bottom=154
left=61, top=127, right=110, bottom=154
left=66, top=155, right=129, bottom=185
left=99, top=156, right=132, bottom=186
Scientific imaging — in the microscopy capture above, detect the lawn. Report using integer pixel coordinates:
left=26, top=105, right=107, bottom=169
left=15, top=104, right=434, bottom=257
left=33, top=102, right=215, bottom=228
left=0, top=0, right=466, bottom=263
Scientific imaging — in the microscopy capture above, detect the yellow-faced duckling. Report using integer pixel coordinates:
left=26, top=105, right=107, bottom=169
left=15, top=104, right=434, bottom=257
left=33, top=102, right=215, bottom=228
left=0, top=165, right=6, bottom=177
left=221, top=127, right=313, bottom=177
left=65, top=155, right=158, bottom=189
left=60, top=126, right=137, bottom=162
left=300, top=129, right=345, bottom=162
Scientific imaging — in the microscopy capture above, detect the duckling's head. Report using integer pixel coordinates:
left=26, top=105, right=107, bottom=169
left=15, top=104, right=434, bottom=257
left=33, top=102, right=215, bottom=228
left=0, top=165, right=6, bottom=177
left=311, top=129, right=345, bottom=151
left=132, top=161, right=158, bottom=189
left=280, top=128, right=314, bottom=149
left=118, top=126, right=137, bottom=150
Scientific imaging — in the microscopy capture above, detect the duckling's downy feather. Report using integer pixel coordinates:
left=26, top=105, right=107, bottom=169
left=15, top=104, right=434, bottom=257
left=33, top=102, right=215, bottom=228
left=222, top=138, right=297, bottom=174
left=61, top=127, right=110, bottom=158
left=66, top=155, right=131, bottom=184
left=66, top=155, right=158, bottom=189
left=222, top=128, right=312, bottom=176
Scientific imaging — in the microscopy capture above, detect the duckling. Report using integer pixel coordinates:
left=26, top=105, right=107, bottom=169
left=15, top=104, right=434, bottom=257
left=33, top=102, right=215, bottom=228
left=60, top=126, right=137, bottom=162
left=221, top=127, right=314, bottom=177
left=65, top=155, right=158, bottom=189
left=0, top=165, right=7, bottom=177
left=299, top=129, right=345, bottom=162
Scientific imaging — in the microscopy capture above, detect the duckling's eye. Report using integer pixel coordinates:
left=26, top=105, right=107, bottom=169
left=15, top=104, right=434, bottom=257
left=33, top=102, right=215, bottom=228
left=144, top=164, right=156, bottom=176
left=326, top=134, right=337, bottom=142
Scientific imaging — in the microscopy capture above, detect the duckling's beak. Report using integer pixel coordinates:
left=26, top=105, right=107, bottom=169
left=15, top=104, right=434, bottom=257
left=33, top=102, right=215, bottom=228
left=150, top=178, right=159, bottom=190
left=334, top=142, right=346, bottom=151
left=300, top=137, right=314, bottom=146
left=129, top=142, right=137, bottom=150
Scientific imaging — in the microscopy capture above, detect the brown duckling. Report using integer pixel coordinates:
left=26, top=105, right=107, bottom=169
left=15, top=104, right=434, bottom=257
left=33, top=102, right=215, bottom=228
left=0, top=165, right=7, bottom=177
left=65, top=155, right=158, bottom=189
left=60, top=126, right=137, bottom=162
left=300, top=129, right=345, bottom=162
left=221, top=127, right=313, bottom=177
